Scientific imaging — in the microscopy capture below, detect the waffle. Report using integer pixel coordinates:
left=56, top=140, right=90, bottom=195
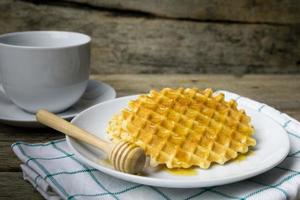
left=107, top=88, right=256, bottom=169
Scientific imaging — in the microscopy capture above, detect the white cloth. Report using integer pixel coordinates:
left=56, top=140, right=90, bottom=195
left=12, top=91, right=300, bottom=200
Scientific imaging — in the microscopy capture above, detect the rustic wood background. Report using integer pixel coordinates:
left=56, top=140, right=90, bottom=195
left=0, top=0, right=300, bottom=74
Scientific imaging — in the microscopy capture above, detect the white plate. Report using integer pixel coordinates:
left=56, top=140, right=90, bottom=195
left=0, top=80, right=116, bottom=127
left=67, top=95, right=290, bottom=188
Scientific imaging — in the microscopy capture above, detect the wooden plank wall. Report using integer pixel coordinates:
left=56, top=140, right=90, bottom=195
left=0, top=0, right=299, bottom=74
left=64, top=0, right=300, bottom=24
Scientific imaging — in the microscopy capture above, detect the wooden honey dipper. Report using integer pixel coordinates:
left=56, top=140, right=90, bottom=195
left=36, top=109, right=146, bottom=174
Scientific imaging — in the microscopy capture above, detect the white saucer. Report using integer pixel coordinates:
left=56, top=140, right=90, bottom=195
left=0, top=80, right=116, bottom=127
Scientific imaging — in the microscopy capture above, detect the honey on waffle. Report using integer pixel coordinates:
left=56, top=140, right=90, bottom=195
left=107, top=88, right=256, bottom=169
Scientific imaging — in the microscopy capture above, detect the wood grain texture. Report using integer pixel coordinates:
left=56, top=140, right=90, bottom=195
left=0, top=172, right=44, bottom=200
left=91, top=74, right=300, bottom=112
left=0, top=0, right=299, bottom=74
left=63, top=0, right=300, bottom=24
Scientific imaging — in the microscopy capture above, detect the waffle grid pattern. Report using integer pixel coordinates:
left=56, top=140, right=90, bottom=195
left=108, top=88, right=256, bottom=169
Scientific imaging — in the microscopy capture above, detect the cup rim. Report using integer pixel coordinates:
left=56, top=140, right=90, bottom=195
left=0, top=31, right=91, bottom=49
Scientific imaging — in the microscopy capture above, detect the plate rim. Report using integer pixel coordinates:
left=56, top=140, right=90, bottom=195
left=67, top=95, right=290, bottom=188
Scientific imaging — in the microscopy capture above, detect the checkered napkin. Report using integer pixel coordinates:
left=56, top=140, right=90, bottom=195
left=12, top=91, right=300, bottom=200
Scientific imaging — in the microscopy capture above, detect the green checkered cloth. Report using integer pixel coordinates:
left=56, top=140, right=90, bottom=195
left=12, top=91, right=300, bottom=200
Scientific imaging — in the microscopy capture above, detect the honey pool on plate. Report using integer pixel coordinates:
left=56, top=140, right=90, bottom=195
left=162, top=150, right=254, bottom=176
left=164, top=167, right=198, bottom=176
left=234, top=150, right=254, bottom=163
left=97, top=150, right=255, bottom=176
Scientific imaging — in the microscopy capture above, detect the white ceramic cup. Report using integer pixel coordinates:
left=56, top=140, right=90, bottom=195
left=0, top=31, right=91, bottom=113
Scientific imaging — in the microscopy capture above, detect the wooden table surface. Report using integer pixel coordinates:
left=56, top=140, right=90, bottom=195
left=1, top=74, right=300, bottom=199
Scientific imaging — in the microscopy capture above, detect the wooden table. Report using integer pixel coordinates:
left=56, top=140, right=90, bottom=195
left=1, top=74, right=300, bottom=199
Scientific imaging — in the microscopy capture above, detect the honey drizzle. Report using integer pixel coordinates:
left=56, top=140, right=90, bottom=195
left=235, top=150, right=254, bottom=163
left=163, top=167, right=198, bottom=176
left=98, top=159, right=111, bottom=167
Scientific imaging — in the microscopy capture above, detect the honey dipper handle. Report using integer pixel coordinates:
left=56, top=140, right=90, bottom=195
left=36, top=109, right=113, bottom=154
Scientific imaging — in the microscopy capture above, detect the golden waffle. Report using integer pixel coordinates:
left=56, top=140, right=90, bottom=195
left=107, top=88, right=256, bottom=169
